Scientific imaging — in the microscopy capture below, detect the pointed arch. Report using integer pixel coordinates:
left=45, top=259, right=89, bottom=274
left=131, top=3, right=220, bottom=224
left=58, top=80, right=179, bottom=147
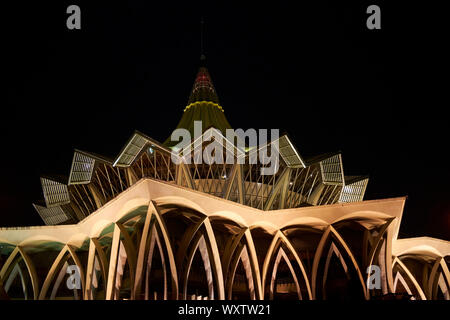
left=0, top=246, right=20, bottom=281
left=183, top=234, right=214, bottom=299
left=17, top=247, right=39, bottom=300
left=393, top=271, right=413, bottom=296
left=392, top=257, right=426, bottom=300
left=322, top=242, right=350, bottom=299
left=151, top=201, right=179, bottom=299
left=226, top=245, right=256, bottom=300
left=3, top=262, right=28, bottom=299
left=144, top=224, right=167, bottom=300
left=39, top=245, right=70, bottom=300
left=269, top=247, right=301, bottom=300
left=311, top=226, right=368, bottom=300
left=262, top=230, right=312, bottom=300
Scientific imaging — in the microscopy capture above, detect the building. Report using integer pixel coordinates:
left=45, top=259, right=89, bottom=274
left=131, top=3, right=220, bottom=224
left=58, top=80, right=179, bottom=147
left=0, top=59, right=449, bottom=300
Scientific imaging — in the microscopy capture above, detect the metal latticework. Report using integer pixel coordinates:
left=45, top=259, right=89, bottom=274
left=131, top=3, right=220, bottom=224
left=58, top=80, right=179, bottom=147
left=320, top=154, right=344, bottom=185
left=33, top=204, right=71, bottom=226
left=278, top=135, right=305, bottom=168
left=339, top=177, right=369, bottom=203
left=41, top=178, right=70, bottom=207
left=69, top=151, right=96, bottom=184
left=115, top=133, right=149, bottom=167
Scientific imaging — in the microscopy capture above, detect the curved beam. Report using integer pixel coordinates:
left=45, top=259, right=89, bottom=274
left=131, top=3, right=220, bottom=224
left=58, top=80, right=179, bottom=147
left=226, top=245, right=256, bottom=300
left=262, top=230, right=311, bottom=300
left=203, top=217, right=225, bottom=300
left=144, top=225, right=167, bottom=300
left=330, top=226, right=368, bottom=300
left=133, top=203, right=153, bottom=299
left=117, top=223, right=137, bottom=295
left=223, top=229, right=246, bottom=285
left=244, top=229, right=263, bottom=300
left=50, top=261, right=70, bottom=300
left=269, top=247, right=301, bottom=300
left=278, top=231, right=312, bottom=299
left=17, top=247, right=39, bottom=300
left=4, top=263, right=28, bottom=299
left=67, top=245, right=85, bottom=299
left=151, top=201, right=179, bottom=299
left=176, top=217, right=206, bottom=268
left=322, top=242, right=350, bottom=299
left=311, top=226, right=331, bottom=299
left=0, top=246, right=19, bottom=281
left=106, top=224, right=121, bottom=300
left=183, top=235, right=214, bottom=300
left=39, top=246, right=69, bottom=300
left=393, top=257, right=426, bottom=300
left=393, top=271, right=413, bottom=296
left=427, top=258, right=442, bottom=299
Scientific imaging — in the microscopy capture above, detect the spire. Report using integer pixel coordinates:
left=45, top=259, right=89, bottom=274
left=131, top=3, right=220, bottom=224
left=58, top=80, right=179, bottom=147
left=200, top=17, right=206, bottom=61
left=187, top=66, right=220, bottom=105
left=163, top=18, right=232, bottom=147
left=164, top=66, right=232, bottom=147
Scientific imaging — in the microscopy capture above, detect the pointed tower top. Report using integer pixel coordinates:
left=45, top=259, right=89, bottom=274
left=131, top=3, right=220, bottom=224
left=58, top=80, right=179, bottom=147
left=187, top=66, right=220, bottom=105
left=164, top=63, right=232, bottom=147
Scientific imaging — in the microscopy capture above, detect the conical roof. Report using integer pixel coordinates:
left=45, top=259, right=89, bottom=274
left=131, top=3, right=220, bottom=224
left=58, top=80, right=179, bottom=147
left=164, top=61, right=232, bottom=147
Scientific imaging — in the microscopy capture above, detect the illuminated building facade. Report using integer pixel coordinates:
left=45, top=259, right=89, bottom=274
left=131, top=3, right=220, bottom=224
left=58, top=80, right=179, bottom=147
left=0, top=61, right=449, bottom=300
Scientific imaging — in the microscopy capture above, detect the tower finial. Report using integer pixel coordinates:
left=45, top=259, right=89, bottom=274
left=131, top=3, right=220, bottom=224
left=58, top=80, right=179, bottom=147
left=200, top=17, right=206, bottom=61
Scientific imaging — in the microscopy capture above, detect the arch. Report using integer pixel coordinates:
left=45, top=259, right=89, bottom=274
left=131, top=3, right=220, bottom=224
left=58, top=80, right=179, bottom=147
left=280, top=217, right=328, bottom=230
left=114, top=198, right=152, bottom=222
left=18, top=236, right=64, bottom=248
left=393, top=271, right=413, bottom=297
left=332, top=211, right=393, bottom=225
left=322, top=242, right=350, bottom=299
left=208, top=211, right=248, bottom=229
left=14, top=247, right=39, bottom=300
left=67, top=233, right=90, bottom=249
left=144, top=224, right=167, bottom=300
left=3, top=262, right=28, bottom=299
left=90, top=219, right=116, bottom=239
left=392, top=257, right=426, bottom=300
left=226, top=245, right=256, bottom=300
left=0, top=246, right=20, bottom=281
left=364, top=218, right=394, bottom=296
left=183, top=235, right=214, bottom=299
left=39, top=245, right=70, bottom=299
left=203, top=218, right=225, bottom=299
left=269, top=247, right=301, bottom=300
left=151, top=201, right=179, bottom=299
left=152, top=196, right=206, bottom=215
left=262, top=230, right=312, bottom=300
left=248, top=222, right=279, bottom=235
left=311, top=226, right=368, bottom=300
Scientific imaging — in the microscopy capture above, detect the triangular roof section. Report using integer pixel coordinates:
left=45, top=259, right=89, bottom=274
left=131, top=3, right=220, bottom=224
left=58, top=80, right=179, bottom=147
left=114, top=130, right=170, bottom=167
left=339, top=176, right=369, bottom=203
left=68, top=149, right=113, bottom=185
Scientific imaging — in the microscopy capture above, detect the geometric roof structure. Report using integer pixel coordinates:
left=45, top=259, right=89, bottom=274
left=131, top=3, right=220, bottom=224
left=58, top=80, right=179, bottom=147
left=27, top=60, right=372, bottom=226
left=0, top=59, right=448, bottom=301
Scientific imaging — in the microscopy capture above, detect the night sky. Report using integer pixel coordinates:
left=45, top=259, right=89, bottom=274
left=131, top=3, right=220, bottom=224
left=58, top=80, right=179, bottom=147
left=3, top=1, right=449, bottom=240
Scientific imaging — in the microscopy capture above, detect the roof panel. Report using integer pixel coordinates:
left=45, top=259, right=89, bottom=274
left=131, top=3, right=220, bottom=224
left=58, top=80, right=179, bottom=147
left=69, top=151, right=96, bottom=184
left=339, top=177, right=369, bottom=203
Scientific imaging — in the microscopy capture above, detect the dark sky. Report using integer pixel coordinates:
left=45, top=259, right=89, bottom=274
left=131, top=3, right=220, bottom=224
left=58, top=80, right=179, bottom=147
left=3, top=1, right=449, bottom=240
